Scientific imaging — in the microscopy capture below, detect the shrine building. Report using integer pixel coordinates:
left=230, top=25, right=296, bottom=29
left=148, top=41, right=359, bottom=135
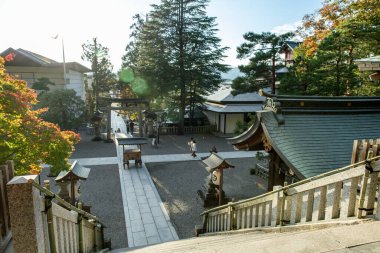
left=229, top=90, right=380, bottom=191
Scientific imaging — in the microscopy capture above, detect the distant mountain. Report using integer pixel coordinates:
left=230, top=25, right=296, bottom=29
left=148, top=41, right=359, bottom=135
left=221, top=67, right=243, bottom=83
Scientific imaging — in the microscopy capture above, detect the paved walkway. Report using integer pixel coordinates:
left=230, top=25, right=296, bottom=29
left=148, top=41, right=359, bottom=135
left=73, top=111, right=257, bottom=249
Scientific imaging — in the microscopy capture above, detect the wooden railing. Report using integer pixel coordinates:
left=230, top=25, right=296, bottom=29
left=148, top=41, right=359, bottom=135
left=200, top=155, right=380, bottom=234
left=159, top=125, right=216, bottom=135
left=7, top=173, right=105, bottom=253
left=0, top=161, right=14, bottom=253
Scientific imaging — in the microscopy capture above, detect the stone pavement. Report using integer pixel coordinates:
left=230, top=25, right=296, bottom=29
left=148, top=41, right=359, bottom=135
left=110, top=111, right=257, bottom=248
left=73, top=111, right=257, bottom=249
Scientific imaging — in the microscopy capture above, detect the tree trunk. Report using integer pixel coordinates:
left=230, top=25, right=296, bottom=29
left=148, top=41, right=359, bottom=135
left=178, top=0, right=185, bottom=135
left=271, top=53, right=276, bottom=94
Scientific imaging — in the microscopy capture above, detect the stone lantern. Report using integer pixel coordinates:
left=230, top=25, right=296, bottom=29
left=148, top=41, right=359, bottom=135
left=202, top=153, right=234, bottom=207
left=55, top=160, right=90, bottom=206
left=90, top=110, right=103, bottom=141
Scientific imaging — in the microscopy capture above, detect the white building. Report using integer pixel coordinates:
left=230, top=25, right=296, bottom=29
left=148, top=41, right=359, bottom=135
left=203, top=85, right=265, bottom=135
left=1, top=48, right=90, bottom=99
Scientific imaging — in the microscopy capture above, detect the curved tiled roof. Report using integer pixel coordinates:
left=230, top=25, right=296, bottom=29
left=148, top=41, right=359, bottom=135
left=230, top=93, right=380, bottom=178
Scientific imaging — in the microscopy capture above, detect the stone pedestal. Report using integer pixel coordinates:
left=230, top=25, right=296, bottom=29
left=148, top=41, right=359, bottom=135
left=7, top=175, right=48, bottom=253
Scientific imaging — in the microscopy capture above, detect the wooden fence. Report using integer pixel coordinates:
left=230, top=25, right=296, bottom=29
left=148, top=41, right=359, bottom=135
left=159, top=125, right=216, bottom=135
left=0, top=161, right=14, bottom=253
left=200, top=139, right=380, bottom=234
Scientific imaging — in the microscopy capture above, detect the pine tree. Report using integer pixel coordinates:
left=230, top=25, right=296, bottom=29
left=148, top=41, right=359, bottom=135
left=82, top=38, right=116, bottom=112
left=231, top=32, right=294, bottom=95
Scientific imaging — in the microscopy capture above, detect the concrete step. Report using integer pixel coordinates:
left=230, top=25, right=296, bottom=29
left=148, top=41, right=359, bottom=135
left=110, top=220, right=380, bottom=253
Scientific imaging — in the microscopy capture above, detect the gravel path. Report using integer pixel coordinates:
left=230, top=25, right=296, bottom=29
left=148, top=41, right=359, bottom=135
left=71, top=131, right=117, bottom=158
left=147, top=157, right=267, bottom=239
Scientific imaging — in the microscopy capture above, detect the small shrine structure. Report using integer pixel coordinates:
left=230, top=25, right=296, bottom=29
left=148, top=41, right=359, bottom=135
left=202, top=153, right=234, bottom=206
left=55, top=160, right=91, bottom=205
left=229, top=90, right=380, bottom=191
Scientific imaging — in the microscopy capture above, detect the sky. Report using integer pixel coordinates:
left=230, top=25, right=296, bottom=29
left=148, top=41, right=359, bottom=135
left=0, top=0, right=322, bottom=70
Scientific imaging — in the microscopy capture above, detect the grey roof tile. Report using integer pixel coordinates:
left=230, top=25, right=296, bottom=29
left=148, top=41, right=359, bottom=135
left=262, top=112, right=380, bottom=178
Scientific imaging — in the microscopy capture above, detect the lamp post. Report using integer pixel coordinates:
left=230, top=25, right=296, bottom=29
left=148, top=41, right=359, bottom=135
left=52, top=34, right=67, bottom=89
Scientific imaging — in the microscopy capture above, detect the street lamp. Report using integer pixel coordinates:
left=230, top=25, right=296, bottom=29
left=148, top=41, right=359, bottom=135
left=52, top=34, right=67, bottom=89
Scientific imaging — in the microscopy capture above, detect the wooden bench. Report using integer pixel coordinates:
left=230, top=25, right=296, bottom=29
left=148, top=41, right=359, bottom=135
left=123, top=149, right=142, bottom=169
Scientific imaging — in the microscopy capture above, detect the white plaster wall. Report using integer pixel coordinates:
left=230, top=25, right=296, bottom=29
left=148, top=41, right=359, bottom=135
left=67, top=70, right=85, bottom=99
left=226, top=113, right=244, bottom=134
left=5, top=66, right=85, bottom=99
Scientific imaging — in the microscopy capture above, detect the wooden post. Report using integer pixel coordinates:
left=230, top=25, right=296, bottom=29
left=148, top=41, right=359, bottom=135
left=219, top=168, right=223, bottom=206
left=44, top=180, right=56, bottom=253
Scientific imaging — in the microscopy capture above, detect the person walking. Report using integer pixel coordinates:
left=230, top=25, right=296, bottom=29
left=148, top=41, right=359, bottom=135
left=129, top=121, right=135, bottom=135
left=191, top=140, right=197, bottom=157
left=188, top=137, right=194, bottom=154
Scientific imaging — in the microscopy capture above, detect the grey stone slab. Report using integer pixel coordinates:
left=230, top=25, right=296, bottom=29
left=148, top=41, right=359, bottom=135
left=127, top=201, right=139, bottom=210
left=126, top=193, right=137, bottom=200
left=129, top=209, right=141, bottom=221
left=137, top=196, right=148, bottom=205
left=148, top=198, right=159, bottom=208
left=154, top=216, right=169, bottom=229
left=132, top=232, right=148, bottom=247
left=151, top=206, right=164, bottom=217
left=141, top=213, right=155, bottom=224
left=143, top=223, right=159, bottom=237
left=147, top=236, right=161, bottom=245
left=145, top=191, right=156, bottom=199
left=131, top=219, right=144, bottom=233
left=138, top=203, right=151, bottom=214
left=158, top=227, right=174, bottom=242
left=135, top=189, right=145, bottom=196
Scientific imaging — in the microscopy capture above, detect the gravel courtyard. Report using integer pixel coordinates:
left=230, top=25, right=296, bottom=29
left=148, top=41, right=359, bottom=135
left=147, top=157, right=267, bottom=239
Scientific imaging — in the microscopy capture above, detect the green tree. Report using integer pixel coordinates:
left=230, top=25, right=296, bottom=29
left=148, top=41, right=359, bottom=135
left=36, top=89, right=85, bottom=130
left=82, top=38, right=116, bottom=112
left=281, top=0, right=380, bottom=96
left=31, top=77, right=55, bottom=91
left=0, top=57, right=79, bottom=175
left=231, top=32, right=294, bottom=95
left=122, top=0, right=229, bottom=134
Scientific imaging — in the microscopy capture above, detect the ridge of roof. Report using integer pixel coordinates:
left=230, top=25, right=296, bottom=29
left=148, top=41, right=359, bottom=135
left=259, top=89, right=380, bottom=114
left=17, top=48, right=58, bottom=64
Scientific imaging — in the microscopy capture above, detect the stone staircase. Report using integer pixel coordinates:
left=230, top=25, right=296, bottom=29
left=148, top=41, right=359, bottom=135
left=109, top=220, right=380, bottom=253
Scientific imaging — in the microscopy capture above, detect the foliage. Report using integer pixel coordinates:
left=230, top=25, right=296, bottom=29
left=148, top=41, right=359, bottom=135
left=0, top=57, right=79, bottom=175
left=82, top=38, right=116, bottom=112
left=280, top=0, right=380, bottom=96
left=122, top=0, right=229, bottom=134
left=231, top=32, right=294, bottom=95
left=31, top=77, right=55, bottom=91
left=35, top=89, right=85, bottom=130
left=233, top=113, right=256, bottom=135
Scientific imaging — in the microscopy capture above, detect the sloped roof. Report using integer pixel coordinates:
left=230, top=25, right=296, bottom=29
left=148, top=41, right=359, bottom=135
left=206, top=85, right=266, bottom=104
left=204, top=103, right=262, bottom=113
left=229, top=92, right=380, bottom=179
left=202, top=153, right=234, bottom=173
left=55, top=160, right=90, bottom=182
left=1, top=47, right=91, bottom=72
left=355, top=55, right=380, bottom=63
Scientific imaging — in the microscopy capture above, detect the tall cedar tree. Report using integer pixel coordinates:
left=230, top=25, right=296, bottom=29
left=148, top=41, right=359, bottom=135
left=231, top=32, right=294, bottom=95
left=280, top=0, right=380, bottom=96
left=122, top=0, right=229, bottom=134
left=82, top=38, right=116, bottom=112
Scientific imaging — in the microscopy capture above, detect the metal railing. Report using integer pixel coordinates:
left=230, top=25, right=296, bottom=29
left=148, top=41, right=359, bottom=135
left=200, top=155, right=380, bottom=234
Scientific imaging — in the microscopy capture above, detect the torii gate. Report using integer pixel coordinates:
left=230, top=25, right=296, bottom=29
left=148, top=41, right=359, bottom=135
left=99, top=97, right=150, bottom=141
